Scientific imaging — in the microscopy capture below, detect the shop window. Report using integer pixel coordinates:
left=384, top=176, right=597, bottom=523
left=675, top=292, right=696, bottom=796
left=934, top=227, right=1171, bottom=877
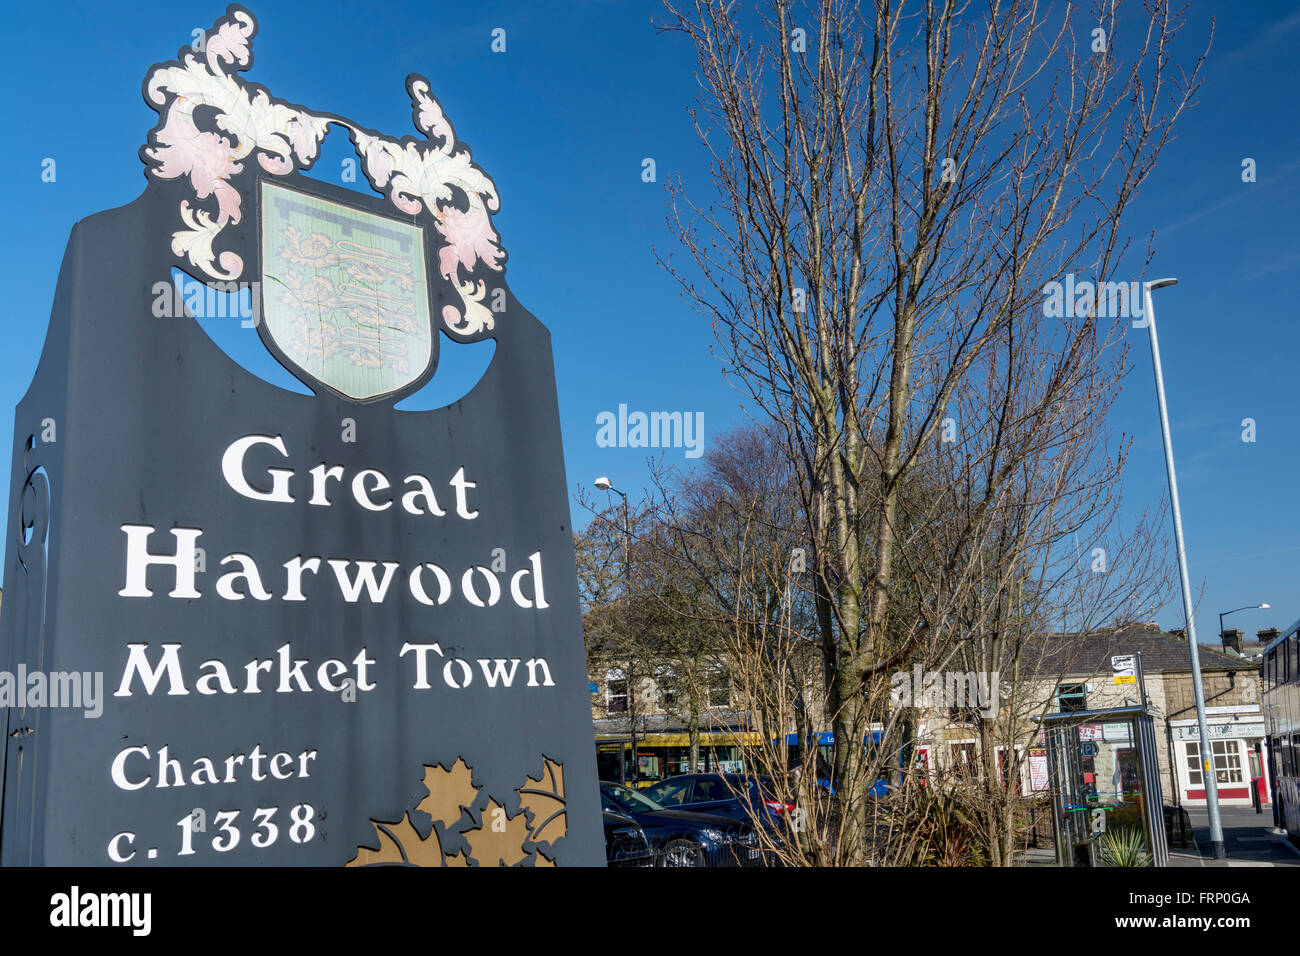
left=596, top=748, right=624, bottom=781
left=1184, top=739, right=1245, bottom=786
left=1212, top=739, right=1244, bottom=783
left=1184, top=741, right=1202, bottom=787
left=636, top=752, right=661, bottom=781
left=666, top=748, right=693, bottom=776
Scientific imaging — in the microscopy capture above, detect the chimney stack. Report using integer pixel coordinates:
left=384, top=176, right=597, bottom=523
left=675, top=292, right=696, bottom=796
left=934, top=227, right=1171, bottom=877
left=1258, top=627, right=1281, bottom=646
left=1221, top=628, right=1243, bottom=652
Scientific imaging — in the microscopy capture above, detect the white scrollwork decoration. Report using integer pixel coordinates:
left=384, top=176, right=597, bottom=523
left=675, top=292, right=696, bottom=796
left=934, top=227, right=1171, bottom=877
left=142, top=7, right=504, bottom=335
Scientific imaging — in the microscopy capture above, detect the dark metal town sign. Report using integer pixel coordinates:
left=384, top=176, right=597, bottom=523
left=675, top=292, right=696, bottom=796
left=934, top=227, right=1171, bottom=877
left=0, top=5, right=604, bottom=865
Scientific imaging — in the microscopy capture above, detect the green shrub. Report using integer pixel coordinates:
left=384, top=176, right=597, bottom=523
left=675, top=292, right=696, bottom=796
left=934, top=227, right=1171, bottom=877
left=1098, top=826, right=1150, bottom=866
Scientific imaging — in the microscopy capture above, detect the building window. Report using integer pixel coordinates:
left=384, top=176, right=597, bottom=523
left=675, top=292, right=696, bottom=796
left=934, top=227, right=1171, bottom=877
left=1211, top=740, right=1244, bottom=784
left=1057, top=683, right=1087, bottom=713
left=655, top=666, right=677, bottom=713
left=997, top=748, right=1023, bottom=795
left=1183, top=741, right=1201, bottom=787
left=1183, top=740, right=1244, bottom=787
left=950, top=742, right=978, bottom=778
left=707, top=666, right=731, bottom=709
left=605, top=668, right=628, bottom=714
left=913, top=747, right=931, bottom=785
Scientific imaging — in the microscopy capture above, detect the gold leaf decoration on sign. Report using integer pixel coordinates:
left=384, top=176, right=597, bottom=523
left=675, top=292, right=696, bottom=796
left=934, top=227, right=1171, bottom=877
left=346, top=813, right=444, bottom=867
left=345, top=756, right=567, bottom=866
left=347, top=823, right=404, bottom=867
left=463, top=798, right=532, bottom=867
left=415, top=757, right=479, bottom=829
left=516, top=755, right=567, bottom=849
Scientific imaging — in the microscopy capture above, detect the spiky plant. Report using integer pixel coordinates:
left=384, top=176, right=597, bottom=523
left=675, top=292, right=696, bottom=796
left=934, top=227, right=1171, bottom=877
left=1098, top=826, right=1151, bottom=867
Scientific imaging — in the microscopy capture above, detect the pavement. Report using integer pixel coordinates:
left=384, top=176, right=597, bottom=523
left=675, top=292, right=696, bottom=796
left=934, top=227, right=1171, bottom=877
left=1015, top=804, right=1300, bottom=866
left=1169, top=804, right=1300, bottom=867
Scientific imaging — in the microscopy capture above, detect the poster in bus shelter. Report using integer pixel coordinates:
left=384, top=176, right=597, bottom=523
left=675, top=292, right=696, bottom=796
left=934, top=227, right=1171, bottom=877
left=1029, top=749, right=1049, bottom=792
left=0, top=6, right=604, bottom=866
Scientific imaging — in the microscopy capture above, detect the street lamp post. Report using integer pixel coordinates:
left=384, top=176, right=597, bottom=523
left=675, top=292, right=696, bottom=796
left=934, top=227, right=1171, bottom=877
left=1217, top=602, right=1270, bottom=817
left=1218, top=604, right=1270, bottom=650
left=594, top=477, right=634, bottom=785
left=1140, top=278, right=1226, bottom=860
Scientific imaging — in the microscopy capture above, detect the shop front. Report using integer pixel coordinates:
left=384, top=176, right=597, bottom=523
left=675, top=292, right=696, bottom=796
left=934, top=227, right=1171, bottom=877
left=1169, top=712, right=1268, bottom=807
left=594, top=730, right=760, bottom=787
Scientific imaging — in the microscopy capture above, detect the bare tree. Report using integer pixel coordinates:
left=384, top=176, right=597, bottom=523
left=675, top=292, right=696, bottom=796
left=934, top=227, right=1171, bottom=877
left=648, top=424, right=841, bottom=864
left=577, top=493, right=734, bottom=779
left=657, top=0, right=1208, bottom=862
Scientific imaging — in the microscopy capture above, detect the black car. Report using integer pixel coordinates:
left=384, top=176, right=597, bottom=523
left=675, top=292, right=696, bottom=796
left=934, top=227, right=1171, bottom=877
left=602, top=810, right=654, bottom=867
left=600, top=781, right=765, bottom=867
left=641, top=773, right=793, bottom=832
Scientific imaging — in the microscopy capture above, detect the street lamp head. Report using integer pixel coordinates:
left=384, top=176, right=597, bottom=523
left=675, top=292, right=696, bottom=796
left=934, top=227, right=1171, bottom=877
left=1260, top=603, right=1271, bottom=610
left=1146, top=277, right=1178, bottom=291
left=593, top=476, right=612, bottom=491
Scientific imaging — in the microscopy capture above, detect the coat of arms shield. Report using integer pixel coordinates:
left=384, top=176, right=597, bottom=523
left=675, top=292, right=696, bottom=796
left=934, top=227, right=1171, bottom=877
left=258, top=180, right=434, bottom=401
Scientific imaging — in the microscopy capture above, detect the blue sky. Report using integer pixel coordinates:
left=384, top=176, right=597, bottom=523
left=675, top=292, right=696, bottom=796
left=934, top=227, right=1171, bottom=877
left=0, top=1, right=1295, bottom=644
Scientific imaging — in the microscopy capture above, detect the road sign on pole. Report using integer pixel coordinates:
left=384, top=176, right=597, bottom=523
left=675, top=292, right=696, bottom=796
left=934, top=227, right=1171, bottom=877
left=1112, top=654, right=1137, bottom=685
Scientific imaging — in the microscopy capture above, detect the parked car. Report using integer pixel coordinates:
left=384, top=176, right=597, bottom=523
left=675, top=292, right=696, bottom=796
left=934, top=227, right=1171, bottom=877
left=641, top=773, right=794, bottom=831
left=1164, top=804, right=1193, bottom=848
left=788, top=765, right=892, bottom=799
left=599, top=781, right=765, bottom=867
left=781, top=732, right=893, bottom=796
left=603, top=810, right=654, bottom=867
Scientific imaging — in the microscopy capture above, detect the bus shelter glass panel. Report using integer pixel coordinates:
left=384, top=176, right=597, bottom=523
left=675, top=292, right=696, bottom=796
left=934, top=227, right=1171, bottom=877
left=1042, top=709, right=1168, bottom=867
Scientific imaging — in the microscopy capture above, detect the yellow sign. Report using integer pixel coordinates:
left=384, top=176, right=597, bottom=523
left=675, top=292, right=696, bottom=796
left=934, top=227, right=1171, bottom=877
left=1111, top=654, right=1137, bottom=685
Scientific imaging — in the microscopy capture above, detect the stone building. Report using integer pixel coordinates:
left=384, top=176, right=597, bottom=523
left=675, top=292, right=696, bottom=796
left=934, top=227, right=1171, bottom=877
left=1028, top=624, right=1264, bottom=807
left=912, top=623, right=1267, bottom=807
left=585, top=619, right=1269, bottom=806
left=586, top=649, right=757, bottom=786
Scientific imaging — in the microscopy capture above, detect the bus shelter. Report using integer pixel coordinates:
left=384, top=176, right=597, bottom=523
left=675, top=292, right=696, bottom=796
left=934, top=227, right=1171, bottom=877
left=1039, top=705, right=1169, bottom=867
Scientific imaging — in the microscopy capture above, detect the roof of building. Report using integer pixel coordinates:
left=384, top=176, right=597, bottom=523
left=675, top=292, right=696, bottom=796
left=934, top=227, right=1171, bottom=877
left=1024, top=622, right=1258, bottom=677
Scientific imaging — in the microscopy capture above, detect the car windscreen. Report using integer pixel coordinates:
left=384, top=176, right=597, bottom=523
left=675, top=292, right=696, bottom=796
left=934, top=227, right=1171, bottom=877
left=603, top=783, right=666, bottom=812
left=644, top=779, right=692, bottom=806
